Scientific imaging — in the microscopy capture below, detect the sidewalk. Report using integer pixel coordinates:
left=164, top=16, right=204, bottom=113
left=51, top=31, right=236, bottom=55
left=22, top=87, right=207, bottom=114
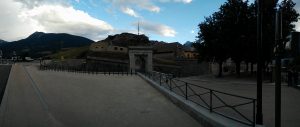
left=0, top=64, right=202, bottom=127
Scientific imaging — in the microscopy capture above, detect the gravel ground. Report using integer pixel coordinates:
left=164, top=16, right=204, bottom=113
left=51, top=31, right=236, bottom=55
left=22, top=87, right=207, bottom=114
left=177, top=75, right=300, bottom=127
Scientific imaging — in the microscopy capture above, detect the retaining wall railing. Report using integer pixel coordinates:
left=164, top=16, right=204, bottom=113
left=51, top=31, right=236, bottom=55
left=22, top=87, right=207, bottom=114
left=39, top=60, right=135, bottom=75
left=143, top=71, right=256, bottom=127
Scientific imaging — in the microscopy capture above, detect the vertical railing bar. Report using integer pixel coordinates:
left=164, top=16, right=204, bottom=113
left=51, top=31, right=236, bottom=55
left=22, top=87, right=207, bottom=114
left=185, top=82, right=188, bottom=100
left=210, top=90, right=213, bottom=112
left=169, top=77, right=172, bottom=91
left=253, top=99, right=256, bottom=127
left=160, top=74, right=162, bottom=86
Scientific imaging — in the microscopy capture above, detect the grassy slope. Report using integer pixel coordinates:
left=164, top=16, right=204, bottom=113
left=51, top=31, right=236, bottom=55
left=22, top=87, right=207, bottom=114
left=48, top=46, right=89, bottom=59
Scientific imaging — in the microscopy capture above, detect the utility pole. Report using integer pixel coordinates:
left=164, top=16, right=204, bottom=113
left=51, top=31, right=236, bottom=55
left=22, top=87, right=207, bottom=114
left=275, top=7, right=283, bottom=127
left=138, top=21, right=140, bottom=35
left=256, top=0, right=263, bottom=125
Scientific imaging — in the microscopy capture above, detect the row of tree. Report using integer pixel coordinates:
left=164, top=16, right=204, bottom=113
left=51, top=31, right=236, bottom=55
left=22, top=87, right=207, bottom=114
left=194, top=0, right=299, bottom=77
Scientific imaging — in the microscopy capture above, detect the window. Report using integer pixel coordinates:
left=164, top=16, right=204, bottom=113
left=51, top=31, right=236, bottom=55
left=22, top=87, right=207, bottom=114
left=95, top=46, right=99, bottom=49
left=120, top=48, right=123, bottom=51
left=114, top=47, right=118, bottom=50
left=101, top=47, right=104, bottom=48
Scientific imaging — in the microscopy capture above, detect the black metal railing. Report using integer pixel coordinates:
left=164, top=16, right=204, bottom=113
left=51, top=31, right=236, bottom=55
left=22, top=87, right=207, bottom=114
left=39, top=60, right=136, bottom=75
left=143, top=71, right=256, bottom=127
left=0, top=59, right=14, bottom=64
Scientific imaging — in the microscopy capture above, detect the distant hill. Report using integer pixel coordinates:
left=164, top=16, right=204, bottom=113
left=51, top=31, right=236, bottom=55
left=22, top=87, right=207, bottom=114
left=0, top=32, right=94, bottom=58
left=150, top=41, right=190, bottom=53
left=0, top=39, right=7, bottom=46
left=99, top=33, right=151, bottom=47
left=183, top=41, right=194, bottom=47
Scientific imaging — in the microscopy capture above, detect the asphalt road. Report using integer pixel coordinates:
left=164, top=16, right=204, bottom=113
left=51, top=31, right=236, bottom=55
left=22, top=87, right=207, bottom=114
left=0, top=63, right=201, bottom=127
left=0, top=65, right=11, bottom=104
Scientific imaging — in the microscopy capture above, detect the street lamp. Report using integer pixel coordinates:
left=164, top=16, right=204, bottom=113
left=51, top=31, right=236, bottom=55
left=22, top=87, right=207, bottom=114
left=275, top=6, right=283, bottom=127
left=256, top=0, right=280, bottom=125
left=256, top=0, right=263, bottom=125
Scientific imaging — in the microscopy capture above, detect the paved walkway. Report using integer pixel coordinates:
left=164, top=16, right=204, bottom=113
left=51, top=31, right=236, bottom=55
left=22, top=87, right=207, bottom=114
left=179, top=75, right=300, bottom=127
left=0, top=64, right=201, bottom=127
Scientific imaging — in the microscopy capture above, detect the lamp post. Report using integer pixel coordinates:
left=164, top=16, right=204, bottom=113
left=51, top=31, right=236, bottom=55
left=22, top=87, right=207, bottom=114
left=275, top=7, right=283, bottom=127
left=256, top=0, right=264, bottom=125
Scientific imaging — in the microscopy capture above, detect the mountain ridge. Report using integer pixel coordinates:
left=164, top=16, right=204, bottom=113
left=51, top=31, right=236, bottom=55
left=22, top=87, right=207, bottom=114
left=0, top=39, right=7, bottom=43
left=0, top=32, right=94, bottom=58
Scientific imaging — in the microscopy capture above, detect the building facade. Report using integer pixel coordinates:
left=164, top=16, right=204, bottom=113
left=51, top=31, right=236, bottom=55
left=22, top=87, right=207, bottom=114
left=90, top=41, right=128, bottom=53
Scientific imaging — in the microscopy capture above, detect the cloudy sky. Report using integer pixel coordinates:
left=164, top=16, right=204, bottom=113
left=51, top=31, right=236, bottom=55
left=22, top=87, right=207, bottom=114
left=0, top=0, right=300, bottom=43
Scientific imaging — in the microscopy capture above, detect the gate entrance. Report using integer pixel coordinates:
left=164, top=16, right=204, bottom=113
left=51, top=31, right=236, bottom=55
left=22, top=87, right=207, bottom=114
left=135, top=55, right=146, bottom=72
left=129, top=46, right=153, bottom=73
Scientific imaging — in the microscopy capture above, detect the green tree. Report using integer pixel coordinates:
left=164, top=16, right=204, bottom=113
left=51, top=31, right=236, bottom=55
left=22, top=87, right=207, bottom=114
left=197, top=11, right=230, bottom=77
left=196, top=0, right=252, bottom=77
left=260, top=0, right=298, bottom=71
left=280, top=0, right=300, bottom=43
left=243, top=3, right=257, bottom=74
left=196, top=0, right=299, bottom=77
left=217, top=0, right=252, bottom=77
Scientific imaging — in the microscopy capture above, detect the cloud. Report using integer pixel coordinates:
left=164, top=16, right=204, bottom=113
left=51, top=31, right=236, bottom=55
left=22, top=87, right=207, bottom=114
left=190, top=30, right=195, bottom=34
left=295, top=22, right=300, bottom=31
left=295, top=1, right=300, bottom=31
left=105, top=0, right=160, bottom=15
left=20, top=5, right=114, bottom=40
left=0, top=0, right=113, bottom=41
left=134, top=21, right=177, bottom=37
left=158, top=0, right=192, bottom=4
left=0, top=0, right=36, bottom=41
left=121, top=7, right=139, bottom=17
left=104, top=0, right=191, bottom=17
left=14, top=0, right=70, bottom=8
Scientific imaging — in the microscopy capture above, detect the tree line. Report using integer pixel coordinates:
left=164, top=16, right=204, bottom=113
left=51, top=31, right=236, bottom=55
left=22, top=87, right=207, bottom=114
left=194, top=0, right=299, bottom=77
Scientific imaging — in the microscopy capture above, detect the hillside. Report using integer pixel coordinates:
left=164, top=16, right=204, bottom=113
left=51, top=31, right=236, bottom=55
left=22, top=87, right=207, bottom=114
left=101, top=33, right=151, bottom=47
left=48, top=46, right=90, bottom=59
left=0, top=32, right=94, bottom=58
left=0, top=39, right=7, bottom=46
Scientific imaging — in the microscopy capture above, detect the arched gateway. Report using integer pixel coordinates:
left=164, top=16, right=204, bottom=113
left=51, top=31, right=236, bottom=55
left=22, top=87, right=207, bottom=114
left=128, top=46, right=153, bottom=73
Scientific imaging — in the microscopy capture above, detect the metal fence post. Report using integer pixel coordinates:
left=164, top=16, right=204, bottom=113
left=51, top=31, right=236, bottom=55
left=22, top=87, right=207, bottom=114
left=210, top=90, right=212, bottom=112
left=109, top=66, right=111, bottom=75
left=185, top=82, right=188, bottom=100
left=170, top=78, right=172, bottom=91
left=159, top=74, right=162, bottom=86
left=253, top=99, right=256, bottom=127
